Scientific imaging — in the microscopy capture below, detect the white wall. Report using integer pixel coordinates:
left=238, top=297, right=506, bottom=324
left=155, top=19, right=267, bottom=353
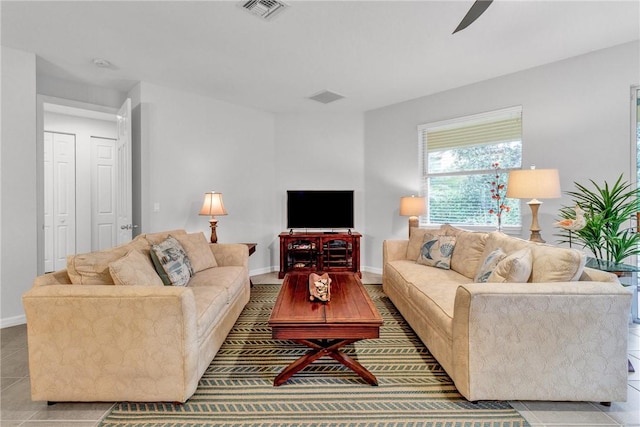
left=1, top=47, right=37, bottom=327
left=363, top=41, right=640, bottom=271
left=43, top=112, right=117, bottom=253
left=37, top=72, right=126, bottom=109
left=274, top=113, right=366, bottom=265
left=136, top=82, right=279, bottom=275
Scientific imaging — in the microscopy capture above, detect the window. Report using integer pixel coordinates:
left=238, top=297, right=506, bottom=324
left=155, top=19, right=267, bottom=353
left=419, top=107, right=523, bottom=228
left=633, top=86, right=639, bottom=324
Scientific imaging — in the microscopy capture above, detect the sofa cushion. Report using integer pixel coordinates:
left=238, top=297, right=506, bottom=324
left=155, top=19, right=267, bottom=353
left=190, top=284, right=230, bottom=342
left=530, top=244, right=586, bottom=282
left=188, top=266, right=246, bottom=301
left=109, top=249, right=164, bottom=287
left=416, top=235, right=456, bottom=270
left=480, top=231, right=586, bottom=282
left=67, top=239, right=149, bottom=285
left=385, top=260, right=470, bottom=306
left=487, top=247, right=532, bottom=283
left=143, top=229, right=187, bottom=245
left=407, top=228, right=437, bottom=260
left=480, top=232, right=530, bottom=260
left=188, top=266, right=248, bottom=342
left=175, top=232, right=218, bottom=273
left=150, top=236, right=194, bottom=286
left=441, top=224, right=488, bottom=279
left=474, top=248, right=506, bottom=283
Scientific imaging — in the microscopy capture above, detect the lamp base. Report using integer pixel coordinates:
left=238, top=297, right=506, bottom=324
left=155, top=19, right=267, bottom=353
left=527, top=199, right=545, bottom=243
left=208, top=217, right=219, bottom=244
left=528, top=230, right=545, bottom=243
left=408, top=216, right=419, bottom=238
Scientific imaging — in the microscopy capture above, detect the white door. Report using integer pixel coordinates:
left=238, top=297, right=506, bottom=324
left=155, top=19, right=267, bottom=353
left=91, top=137, right=117, bottom=250
left=116, top=98, right=133, bottom=244
left=44, top=131, right=77, bottom=271
left=43, top=132, right=54, bottom=272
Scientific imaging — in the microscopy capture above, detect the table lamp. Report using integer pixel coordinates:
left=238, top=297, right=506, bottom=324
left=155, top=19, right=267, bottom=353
left=506, top=167, right=561, bottom=243
left=400, top=195, right=426, bottom=238
left=199, top=191, right=228, bottom=243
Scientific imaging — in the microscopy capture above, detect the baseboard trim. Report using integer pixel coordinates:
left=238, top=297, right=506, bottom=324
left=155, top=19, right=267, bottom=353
left=250, top=266, right=277, bottom=277
left=363, top=266, right=382, bottom=275
left=1, top=314, right=26, bottom=329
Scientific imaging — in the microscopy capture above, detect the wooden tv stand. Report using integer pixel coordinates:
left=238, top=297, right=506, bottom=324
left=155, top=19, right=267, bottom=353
left=278, top=231, right=361, bottom=279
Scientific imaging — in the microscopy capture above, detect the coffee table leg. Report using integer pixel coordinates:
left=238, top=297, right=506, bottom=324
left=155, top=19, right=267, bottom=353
left=273, top=346, right=326, bottom=386
left=274, top=339, right=377, bottom=386
left=327, top=348, right=378, bottom=386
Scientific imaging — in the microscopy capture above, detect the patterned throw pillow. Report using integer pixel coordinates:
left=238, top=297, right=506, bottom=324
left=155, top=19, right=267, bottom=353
left=150, top=236, right=194, bottom=286
left=474, top=248, right=506, bottom=283
left=416, top=235, right=456, bottom=270
left=487, top=247, right=533, bottom=283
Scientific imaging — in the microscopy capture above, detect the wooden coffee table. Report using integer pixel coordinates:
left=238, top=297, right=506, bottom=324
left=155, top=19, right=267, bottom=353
left=268, top=272, right=383, bottom=386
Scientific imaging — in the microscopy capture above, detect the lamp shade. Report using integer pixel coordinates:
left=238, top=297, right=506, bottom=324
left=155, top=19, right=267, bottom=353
left=400, top=196, right=426, bottom=216
left=199, top=192, right=228, bottom=216
left=506, top=169, right=561, bottom=200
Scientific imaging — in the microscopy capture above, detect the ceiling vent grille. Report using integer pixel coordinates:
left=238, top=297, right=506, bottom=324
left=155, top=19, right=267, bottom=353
left=241, top=0, right=288, bottom=20
left=308, top=90, right=345, bottom=104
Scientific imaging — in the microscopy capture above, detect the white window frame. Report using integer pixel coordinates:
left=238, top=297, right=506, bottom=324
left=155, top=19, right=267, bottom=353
left=418, top=106, right=523, bottom=233
left=630, top=85, right=639, bottom=324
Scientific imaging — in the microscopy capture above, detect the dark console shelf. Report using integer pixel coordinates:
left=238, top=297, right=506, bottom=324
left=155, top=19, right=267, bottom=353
left=278, top=232, right=361, bottom=279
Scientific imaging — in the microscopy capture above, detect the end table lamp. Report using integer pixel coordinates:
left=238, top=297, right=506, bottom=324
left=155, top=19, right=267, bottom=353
left=400, top=195, right=426, bottom=238
left=199, top=191, right=228, bottom=243
left=505, top=167, right=561, bottom=243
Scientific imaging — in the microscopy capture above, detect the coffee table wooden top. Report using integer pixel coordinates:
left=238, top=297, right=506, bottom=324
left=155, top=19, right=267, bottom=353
left=268, top=272, right=383, bottom=340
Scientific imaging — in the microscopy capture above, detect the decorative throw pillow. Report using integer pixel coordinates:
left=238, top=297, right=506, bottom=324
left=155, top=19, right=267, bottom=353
left=175, top=232, right=218, bottom=273
left=474, top=248, right=507, bottom=283
left=150, top=236, right=194, bottom=286
left=109, top=249, right=164, bottom=287
left=416, top=235, right=456, bottom=270
left=487, top=248, right=533, bottom=283
left=406, top=228, right=436, bottom=260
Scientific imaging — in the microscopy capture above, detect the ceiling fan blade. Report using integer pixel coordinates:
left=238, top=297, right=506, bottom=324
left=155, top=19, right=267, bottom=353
left=453, top=0, right=493, bottom=34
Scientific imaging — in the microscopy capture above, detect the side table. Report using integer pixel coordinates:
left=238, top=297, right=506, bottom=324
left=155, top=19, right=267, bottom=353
left=241, top=243, right=257, bottom=286
left=586, top=257, right=638, bottom=373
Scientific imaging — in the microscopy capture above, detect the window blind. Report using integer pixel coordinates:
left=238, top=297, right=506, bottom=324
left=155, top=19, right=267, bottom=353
left=419, top=106, right=522, bottom=153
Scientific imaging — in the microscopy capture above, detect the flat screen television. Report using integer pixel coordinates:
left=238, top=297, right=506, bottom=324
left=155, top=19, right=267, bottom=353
left=287, top=190, right=354, bottom=230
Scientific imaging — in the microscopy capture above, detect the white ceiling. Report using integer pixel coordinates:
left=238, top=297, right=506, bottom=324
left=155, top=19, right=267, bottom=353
left=2, top=1, right=639, bottom=113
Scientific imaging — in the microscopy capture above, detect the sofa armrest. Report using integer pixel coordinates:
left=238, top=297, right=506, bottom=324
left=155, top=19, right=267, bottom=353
left=209, top=243, right=249, bottom=268
left=383, top=240, right=409, bottom=263
left=580, top=266, right=620, bottom=283
left=22, top=285, right=199, bottom=402
left=33, top=269, right=72, bottom=286
left=451, top=281, right=632, bottom=402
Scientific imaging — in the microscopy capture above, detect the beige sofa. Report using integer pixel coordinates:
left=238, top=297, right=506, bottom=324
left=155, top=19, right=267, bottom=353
left=22, top=230, right=250, bottom=403
left=383, top=224, right=632, bottom=403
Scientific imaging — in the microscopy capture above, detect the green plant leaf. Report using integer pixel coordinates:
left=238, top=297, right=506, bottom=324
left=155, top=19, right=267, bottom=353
left=556, top=174, right=640, bottom=263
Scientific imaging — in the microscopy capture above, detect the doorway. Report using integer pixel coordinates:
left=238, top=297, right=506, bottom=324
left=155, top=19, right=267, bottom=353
left=37, top=96, right=132, bottom=274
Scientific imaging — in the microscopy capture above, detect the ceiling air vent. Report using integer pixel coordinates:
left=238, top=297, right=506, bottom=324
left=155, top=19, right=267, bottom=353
left=241, top=0, right=288, bottom=20
left=308, top=90, right=345, bottom=104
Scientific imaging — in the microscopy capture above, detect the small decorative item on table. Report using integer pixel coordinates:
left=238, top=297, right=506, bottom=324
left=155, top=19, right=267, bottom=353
left=309, top=272, right=331, bottom=302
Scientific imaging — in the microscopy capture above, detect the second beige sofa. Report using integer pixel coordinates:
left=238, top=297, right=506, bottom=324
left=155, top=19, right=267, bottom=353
left=383, top=224, right=632, bottom=403
left=23, top=230, right=250, bottom=403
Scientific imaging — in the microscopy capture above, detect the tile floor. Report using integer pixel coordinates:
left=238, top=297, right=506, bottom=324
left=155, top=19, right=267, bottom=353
left=1, top=272, right=639, bottom=426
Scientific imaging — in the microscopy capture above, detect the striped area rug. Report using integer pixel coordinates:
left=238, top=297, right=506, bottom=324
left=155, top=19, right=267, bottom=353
left=100, top=284, right=529, bottom=427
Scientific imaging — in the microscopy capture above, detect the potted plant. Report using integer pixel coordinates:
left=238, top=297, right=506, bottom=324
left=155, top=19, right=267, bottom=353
left=556, top=174, right=640, bottom=264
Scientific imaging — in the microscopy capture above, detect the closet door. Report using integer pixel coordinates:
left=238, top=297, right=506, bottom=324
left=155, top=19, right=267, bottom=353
left=44, top=131, right=76, bottom=271
left=91, top=137, right=117, bottom=250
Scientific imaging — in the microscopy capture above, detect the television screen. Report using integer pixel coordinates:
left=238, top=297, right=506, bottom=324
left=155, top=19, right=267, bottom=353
left=287, top=190, right=354, bottom=230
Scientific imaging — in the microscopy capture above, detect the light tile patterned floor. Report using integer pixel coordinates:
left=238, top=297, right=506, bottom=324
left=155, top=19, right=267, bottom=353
left=1, top=272, right=638, bottom=426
